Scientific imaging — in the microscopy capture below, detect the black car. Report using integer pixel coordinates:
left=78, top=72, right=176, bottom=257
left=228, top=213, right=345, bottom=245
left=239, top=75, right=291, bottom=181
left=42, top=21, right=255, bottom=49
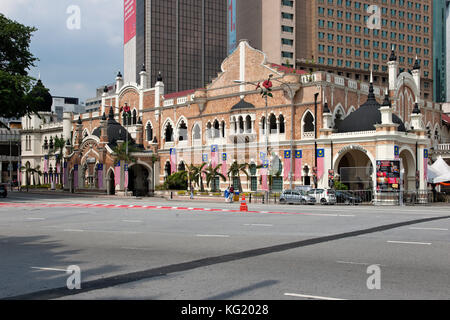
left=0, top=185, right=7, bottom=198
left=335, top=191, right=361, bottom=205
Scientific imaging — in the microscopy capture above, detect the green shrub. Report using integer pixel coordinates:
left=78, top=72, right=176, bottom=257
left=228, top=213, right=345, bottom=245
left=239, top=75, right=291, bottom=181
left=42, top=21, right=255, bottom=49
left=164, top=171, right=188, bottom=190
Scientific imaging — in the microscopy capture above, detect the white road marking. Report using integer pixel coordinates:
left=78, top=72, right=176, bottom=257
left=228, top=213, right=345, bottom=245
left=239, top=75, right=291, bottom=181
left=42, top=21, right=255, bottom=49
left=196, top=234, right=230, bottom=238
left=387, top=240, right=432, bottom=245
left=409, top=227, right=448, bottom=231
left=31, top=267, right=67, bottom=272
left=337, top=261, right=384, bottom=266
left=284, top=293, right=345, bottom=301
left=63, top=229, right=84, bottom=232
left=243, top=224, right=273, bottom=227
left=122, top=220, right=142, bottom=223
left=26, top=218, right=45, bottom=221
left=121, top=247, right=152, bottom=251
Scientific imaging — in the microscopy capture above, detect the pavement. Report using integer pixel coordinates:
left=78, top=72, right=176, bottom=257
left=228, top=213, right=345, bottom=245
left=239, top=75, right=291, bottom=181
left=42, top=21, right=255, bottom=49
left=0, top=191, right=449, bottom=300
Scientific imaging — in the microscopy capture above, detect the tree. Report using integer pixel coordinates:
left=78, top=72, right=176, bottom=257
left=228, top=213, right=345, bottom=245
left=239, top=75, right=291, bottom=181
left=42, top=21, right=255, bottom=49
left=189, top=163, right=207, bottom=192
left=205, top=164, right=227, bottom=192
left=0, top=14, right=52, bottom=119
left=227, top=162, right=249, bottom=192
left=20, top=164, right=42, bottom=192
left=112, top=141, right=139, bottom=165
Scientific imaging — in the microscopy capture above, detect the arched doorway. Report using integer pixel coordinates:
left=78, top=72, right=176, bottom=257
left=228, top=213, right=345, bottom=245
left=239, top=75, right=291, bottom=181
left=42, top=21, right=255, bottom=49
left=399, top=148, right=415, bottom=190
left=128, top=164, right=150, bottom=196
left=335, top=149, right=373, bottom=191
left=108, top=169, right=115, bottom=195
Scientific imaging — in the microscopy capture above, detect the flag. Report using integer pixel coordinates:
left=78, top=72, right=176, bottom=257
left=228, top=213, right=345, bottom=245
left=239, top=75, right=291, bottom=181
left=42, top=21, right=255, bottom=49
left=202, top=154, right=208, bottom=180
left=63, top=162, right=68, bottom=187
left=394, top=145, right=400, bottom=159
left=283, top=150, right=291, bottom=181
left=317, top=149, right=325, bottom=181
left=74, top=165, right=79, bottom=189
left=294, top=150, right=302, bottom=181
left=170, top=148, right=177, bottom=174
left=211, top=145, right=219, bottom=168
left=56, top=163, right=60, bottom=184
left=424, top=149, right=428, bottom=183
left=124, top=163, right=129, bottom=189
left=98, top=164, right=103, bottom=189
left=222, top=153, right=227, bottom=177
left=261, top=160, right=269, bottom=191
left=115, top=161, right=121, bottom=188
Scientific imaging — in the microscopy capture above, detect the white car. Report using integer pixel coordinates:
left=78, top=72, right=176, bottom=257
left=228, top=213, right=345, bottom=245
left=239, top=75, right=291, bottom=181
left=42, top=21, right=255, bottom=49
left=307, top=189, right=336, bottom=205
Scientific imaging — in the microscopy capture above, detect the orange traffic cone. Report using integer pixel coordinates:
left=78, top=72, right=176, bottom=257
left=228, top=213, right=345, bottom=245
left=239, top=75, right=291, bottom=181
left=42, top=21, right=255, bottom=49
left=240, top=194, right=248, bottom=212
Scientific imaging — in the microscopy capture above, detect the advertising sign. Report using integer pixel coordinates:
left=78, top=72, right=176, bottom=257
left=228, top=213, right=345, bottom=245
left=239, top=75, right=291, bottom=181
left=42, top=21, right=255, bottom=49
left=124, top=0, right=136, bottom=44
left=376, top=160, right=401, bottom=191
left=228, top=0, right=237, bottom=54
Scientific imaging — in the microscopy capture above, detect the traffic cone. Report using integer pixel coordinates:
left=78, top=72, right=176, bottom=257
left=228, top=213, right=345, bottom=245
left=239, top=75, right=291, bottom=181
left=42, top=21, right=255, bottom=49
left=240, top=194, right=248, bottom=212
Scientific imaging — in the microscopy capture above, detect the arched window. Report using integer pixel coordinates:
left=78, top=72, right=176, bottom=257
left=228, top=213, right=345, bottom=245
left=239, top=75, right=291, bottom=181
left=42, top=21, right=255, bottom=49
left=146, top=123, right=153, bottom=141
left=213, top=120, right=220, bottom=138
left=132, top=110, right=137, bottom=125
left=269, top=114, right=277, bottom=134
left=239, top=116, right=244, bottom=133
left=221, top=121, right=226, bottom=138
left=245, top=116, right=252, bottom=132
left=165, top=161, right=171, bottom=177
left=178, top=120, right=188, bottom=141
left=303, top=112, right=315, bottom=133
left=207, top=122, right=212, bottom=139
left=193, top=124, right=201, bottom=140
left=165, top=123, right=174, bottom=142
left=261, top=117, right=266, bottom=134
left=279, top=115, right=285, bottom=134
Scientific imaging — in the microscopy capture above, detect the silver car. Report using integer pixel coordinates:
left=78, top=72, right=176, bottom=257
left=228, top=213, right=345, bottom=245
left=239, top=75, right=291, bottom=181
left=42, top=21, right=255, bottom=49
left=280, top=190, right=316, bottom=205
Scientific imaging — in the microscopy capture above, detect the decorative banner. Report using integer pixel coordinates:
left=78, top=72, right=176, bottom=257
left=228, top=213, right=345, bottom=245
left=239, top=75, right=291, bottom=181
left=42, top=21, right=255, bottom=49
left=211, top=145, right=219, bottom=168
left=124, top=163, right=129, bottom=189
left=170, top=148, right=177, bottom=174
left=261, top=160, right=269, bottom=191
left=44, top=155, right=48, bottom=173
left=283, top=150, right=291, bottom=181
left=124, top=0, right=136, bottom=44
left=64, top=162, right=68, bottom=187
left=294, top=150, right=303, bottom=181
left=56, top=163, right=60, bottom=184
left=222, top=153, right=227, bottom=177
left=115, top=161, right=121, bottom=188
left=202, top=153, right=208, bottom=163
left=317, top=149, right=325, bottom=181
left=423, top=149, right=428, bottom=183
left=394, top=146, right=400, bottom=159
left=260, top=152, right=266, bottom=161
left=98, top=164, right=104, bottom=189
left=74, top=164, right=79, bottom=189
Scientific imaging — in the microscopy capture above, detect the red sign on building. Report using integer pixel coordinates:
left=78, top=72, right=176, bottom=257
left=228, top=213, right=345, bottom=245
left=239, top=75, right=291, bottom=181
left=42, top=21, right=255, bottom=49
left=124, top=0, right=136, bottom=44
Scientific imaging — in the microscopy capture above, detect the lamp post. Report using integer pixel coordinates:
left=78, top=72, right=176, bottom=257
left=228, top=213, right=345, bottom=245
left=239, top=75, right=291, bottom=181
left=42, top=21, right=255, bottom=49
left=314, top=92, right=319, bottom=189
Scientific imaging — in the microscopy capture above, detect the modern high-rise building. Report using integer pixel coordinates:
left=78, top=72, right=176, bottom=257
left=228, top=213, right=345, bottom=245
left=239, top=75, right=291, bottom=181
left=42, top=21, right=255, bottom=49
left=433, top=0, right=447, bottom=102
left=446, top=0, right=450, bottom=100
left=232, top=0, right=434, bottom=100
left=123, top=0, right=227, bottom=94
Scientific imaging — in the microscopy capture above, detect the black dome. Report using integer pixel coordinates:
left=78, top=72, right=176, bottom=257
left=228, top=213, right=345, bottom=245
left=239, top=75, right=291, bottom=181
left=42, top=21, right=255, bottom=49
left=231, top=99, right=255, bottom=110
left=92, top=108, right=136, bottom=148
left=336, top=84, right=406, bottom=133
left=29, top=80, right=52, bottom=112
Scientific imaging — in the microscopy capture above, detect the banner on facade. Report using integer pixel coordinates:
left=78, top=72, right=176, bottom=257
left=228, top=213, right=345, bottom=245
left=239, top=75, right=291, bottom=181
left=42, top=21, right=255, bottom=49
left=424, top=149, right=428, bottom=182
left=56, top=163, right=60, bottom=184
left=261, top=160, right=269, bottom=191
left=283, top=150, right=291, bottom=181
left=294, top=150, right=302, bottom=181
left=170, top=148, right=177, bottom=174
left=394, top=145, right=400, bottom=159
left=98, top=164, right=103, bottom=189
left=222, top=153, right=227, bottom=177
left=317, top=149, right=325, bottom=180
left=376, top=160, right=400, bottom=191
left=115, top=161, right=121, bottom=188
left=74, top=164, right=78, bottom=189
left=124, top=163, right=129, bottom=189
left=211, top=145, right=219, bottom=168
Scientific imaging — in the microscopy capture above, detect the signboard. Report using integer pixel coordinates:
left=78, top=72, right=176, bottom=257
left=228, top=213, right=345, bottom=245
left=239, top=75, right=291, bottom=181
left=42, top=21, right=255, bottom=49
left=124, top=0, right=136, bottom=44
left=376, top=160, right=401, bottom=191
left=228, top=0, right=237, bottom=54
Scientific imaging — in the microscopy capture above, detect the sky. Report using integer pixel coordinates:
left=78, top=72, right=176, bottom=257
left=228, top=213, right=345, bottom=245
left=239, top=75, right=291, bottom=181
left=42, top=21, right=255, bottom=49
left=1, top=0, right=123, bottom=103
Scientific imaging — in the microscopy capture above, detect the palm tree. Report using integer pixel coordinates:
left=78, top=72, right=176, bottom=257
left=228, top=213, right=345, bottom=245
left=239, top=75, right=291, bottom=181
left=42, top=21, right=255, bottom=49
left=20, top=164, right=42, bottom=192
left=205, top=164, right=227, bottom=192
left=189, top=163, right=207, bottom=192
left=51, top=136, right=66, bottom=185
left=186, top=164, right=198, bottom=193
left=227, top=162, right=249, bottom=192
left=112, top=141, right=139, bottom=165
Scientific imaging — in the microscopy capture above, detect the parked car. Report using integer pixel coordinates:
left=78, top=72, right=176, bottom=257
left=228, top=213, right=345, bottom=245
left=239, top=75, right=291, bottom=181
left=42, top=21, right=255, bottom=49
left=307, top=189, right=336, bottom=205
left=335, top=190, right=362, bottom=205
left=0, top=185, right=7, bottom=198
left=280, top=190, right=316, bottom=205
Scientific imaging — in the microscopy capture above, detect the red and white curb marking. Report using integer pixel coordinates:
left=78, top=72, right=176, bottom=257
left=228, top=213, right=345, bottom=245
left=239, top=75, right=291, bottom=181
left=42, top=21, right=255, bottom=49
left=0, top=202, right=311, bottom=216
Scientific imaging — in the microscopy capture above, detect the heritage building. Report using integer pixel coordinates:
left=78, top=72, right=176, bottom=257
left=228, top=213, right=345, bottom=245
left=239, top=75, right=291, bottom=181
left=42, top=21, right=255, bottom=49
left=21, top=41, right=446, bottom=202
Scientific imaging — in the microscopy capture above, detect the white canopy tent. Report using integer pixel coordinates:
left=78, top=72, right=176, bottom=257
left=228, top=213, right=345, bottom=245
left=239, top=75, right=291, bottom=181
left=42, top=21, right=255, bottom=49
left=428, top=157, right=450, bottom=183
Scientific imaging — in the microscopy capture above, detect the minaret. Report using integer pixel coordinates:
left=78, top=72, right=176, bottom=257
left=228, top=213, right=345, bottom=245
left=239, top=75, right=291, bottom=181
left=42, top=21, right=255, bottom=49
left=139, top=64, right=149, bottom=90
left=388, top=46, right=398, bottom=91
left=412, top=56, right=421, bottom=97
left=116, top=71, right=123, bottom=94
left=155, top=71, right=164, bottom=119
left=410, top=98, right=423, bottom=131
left=101, top=85, right=108, bottom=114
left=380, top=88, right=393, bottom=125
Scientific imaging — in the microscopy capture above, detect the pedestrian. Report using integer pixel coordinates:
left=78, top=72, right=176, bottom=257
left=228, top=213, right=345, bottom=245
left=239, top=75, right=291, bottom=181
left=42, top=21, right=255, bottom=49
left=229, top=186, right=234, bottom=203
left=224, top=187, right=229, bottom=203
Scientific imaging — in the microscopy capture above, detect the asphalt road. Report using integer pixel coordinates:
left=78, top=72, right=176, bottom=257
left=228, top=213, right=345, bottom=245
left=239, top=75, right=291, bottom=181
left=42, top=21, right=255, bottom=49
left=0, top=191, right=449, bottom=300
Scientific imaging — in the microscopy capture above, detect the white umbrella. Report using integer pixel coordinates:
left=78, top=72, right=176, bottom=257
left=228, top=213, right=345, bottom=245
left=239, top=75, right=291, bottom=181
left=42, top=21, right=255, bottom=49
left=428, top=156, right=450, bottom=183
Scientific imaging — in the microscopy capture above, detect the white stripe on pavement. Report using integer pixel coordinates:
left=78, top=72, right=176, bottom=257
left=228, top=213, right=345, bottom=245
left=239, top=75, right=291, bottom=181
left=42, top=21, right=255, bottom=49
left=31, top=267, right=67, bottom=272
left=284, top=293, right=346, bottom=300
left=409, top=227, right=448, bottom=231
left=196, top=234, right=230, bottom=238
left=243, top=224, right=273, bottom=227
left=387, top=240, right=432, bottom=245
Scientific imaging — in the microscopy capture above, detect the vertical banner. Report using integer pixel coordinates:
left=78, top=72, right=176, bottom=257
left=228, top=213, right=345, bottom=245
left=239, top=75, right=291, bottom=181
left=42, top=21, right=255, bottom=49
left=211, top=145, right=219, bottom=168
left=317, top=149, right=325, bottom=180
left=222, top=153, right=228, bottom=178
left=202, top=154, right=208, bottom=180
left=227, top=0, right=237, bottom=54
left=124, top=0, right=136, bottom=44
left=294, top=150, right=303, bottom=181
left=74, top=164, right=78, bottom=189
left=56, top=163, right=60, bottom=184
left=170, top=148, right=177, bottom=174
left=98, top=164, right=104, bottom=189
left=394, top=145, right=400, bottom=159
left=64, top=162, right=68, bottom=187
left=17, top=163, right=21, bottom=186
left=283, top=150, right=291, bottom=181
left=124, top=163, right=129, bottom=189
left=115, top=161, right=121, bottom=188
left=423, top=149, right=428, bottom=183
left=261, top=160, right=269, bottom=191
